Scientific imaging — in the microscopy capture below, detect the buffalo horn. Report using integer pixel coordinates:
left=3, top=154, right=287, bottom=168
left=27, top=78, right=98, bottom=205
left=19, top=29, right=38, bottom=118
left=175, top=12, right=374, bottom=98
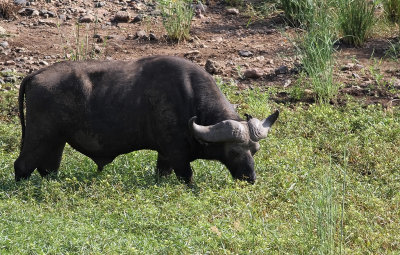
left=190, top=117, right=248, bottom=143
left=248, top=110, right=279, bottom=142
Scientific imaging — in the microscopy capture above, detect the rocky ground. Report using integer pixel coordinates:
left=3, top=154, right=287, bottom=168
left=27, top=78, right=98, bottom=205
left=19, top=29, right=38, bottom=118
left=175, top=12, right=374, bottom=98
left=1, top=0, right=400, bottom=107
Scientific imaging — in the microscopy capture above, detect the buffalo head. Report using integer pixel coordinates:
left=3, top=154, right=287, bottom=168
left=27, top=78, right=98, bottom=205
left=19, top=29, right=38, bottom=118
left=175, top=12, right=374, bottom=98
left=190, top=110, right=279, bottom=183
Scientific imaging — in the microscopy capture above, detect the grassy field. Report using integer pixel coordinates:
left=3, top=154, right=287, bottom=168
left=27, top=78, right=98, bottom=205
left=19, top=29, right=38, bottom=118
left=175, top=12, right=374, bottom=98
left=0, top=82, right=399, bottom=254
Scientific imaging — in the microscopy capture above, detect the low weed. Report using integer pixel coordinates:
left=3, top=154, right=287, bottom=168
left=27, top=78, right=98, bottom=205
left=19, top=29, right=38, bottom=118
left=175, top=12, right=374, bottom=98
left=158, top=0, right=194, bottom=41
left=337, top=0, right=376, bottom=47
left=58, top=20, right=104, bottom=61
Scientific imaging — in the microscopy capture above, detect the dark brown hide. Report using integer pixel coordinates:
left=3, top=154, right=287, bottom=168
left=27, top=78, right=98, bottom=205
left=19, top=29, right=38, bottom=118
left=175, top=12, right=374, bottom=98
left=14, top=56, right=278, bottom=183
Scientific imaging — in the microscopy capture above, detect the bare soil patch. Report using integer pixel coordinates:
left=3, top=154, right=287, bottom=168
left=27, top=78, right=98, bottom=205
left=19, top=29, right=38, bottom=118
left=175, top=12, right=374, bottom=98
left=1, top=0, right=399, bottom=107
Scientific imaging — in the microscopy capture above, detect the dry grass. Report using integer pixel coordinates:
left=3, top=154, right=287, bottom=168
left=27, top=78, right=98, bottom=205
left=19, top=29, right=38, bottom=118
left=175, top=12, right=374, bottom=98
left=0, top=0, right=18, bottom=20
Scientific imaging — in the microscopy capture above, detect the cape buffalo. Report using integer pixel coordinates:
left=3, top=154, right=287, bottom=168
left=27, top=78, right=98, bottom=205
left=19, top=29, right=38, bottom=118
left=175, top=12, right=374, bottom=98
left=14, top=56, right=278, bottom=183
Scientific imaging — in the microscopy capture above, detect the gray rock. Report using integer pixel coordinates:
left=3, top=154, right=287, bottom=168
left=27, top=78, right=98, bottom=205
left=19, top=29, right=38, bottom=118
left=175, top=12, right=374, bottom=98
left=275, top=65, right=289, bottom=75
left=14, top=0, right=27, bottom=5
left=38, top=19, right=57, bottom=27
left=226, top=8, right=239, bottom=15
left=32, top=10, right=40, bottom=16
left=18, top=8, right=37, bottom=16
left=94, top=44, right=102, bottom=53
left=0, top=41, right=9, bottom=49
left=238, top=50, right=253, bottom=57
left=0, top=78, right=4, bottom=85
left=5, top=60, right=16, bottom=66
left=114, top=11, right=130, bottom=22
left=149, top=33, right=157, bottom=41
left=39, top=60, right=49, bottom=66
left=4, top=76, right=17, bottom=83
left=135, top=30, right=148, bottom=39
left=95, top=2, right=106, bottom=8
left=132, top=14, right=143, bottom=23
left=0, top=26, right=6, bottom=35
left=244, top=68, right=263, bottom=79
left=79, top=15, right=95, bottom=23
left=205, top=59, right=221, bottom=74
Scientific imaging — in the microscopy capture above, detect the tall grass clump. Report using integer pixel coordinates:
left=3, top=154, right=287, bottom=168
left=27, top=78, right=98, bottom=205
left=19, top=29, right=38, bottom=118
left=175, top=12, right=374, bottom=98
left=279, top=0, right=315, bottom=27
left=295, top=1, right=339, bottom=103
left=337, top=0, right=376, bottom=47
left=297, top=167, right=341, bottom=254
left=384, top=0, right=400, bottom=24
left=158, top=0, right=194, bottom=41
left=383, top=0, right=400, bottom=36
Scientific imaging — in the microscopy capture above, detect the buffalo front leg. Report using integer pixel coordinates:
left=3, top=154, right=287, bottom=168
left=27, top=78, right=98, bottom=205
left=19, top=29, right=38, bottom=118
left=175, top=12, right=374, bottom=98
left=172, top=162, right=193, bottom=184
left=156, top=153, right=173, bottom=177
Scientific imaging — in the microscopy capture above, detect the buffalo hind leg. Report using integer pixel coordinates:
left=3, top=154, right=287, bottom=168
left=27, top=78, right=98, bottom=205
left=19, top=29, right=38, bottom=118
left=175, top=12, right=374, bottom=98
left=156, top=153, right=173, bottom=177
left=37, top=141, right=66, bottom=178
left=14, top=139, right=65, bottom=181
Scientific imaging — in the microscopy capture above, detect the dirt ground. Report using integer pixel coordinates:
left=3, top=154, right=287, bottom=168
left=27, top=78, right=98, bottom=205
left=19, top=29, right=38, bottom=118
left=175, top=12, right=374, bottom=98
left=1, top=0, right=400, bottom=107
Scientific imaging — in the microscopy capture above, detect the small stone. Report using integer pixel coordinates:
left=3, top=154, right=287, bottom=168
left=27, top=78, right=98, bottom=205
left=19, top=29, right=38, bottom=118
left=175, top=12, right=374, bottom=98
left=275, top=65, right=289, bottom=75
left=283, top=79, right=292, bottom=87
left=14, top=0, right=27, bottom=5
left=18, top=8, right=36, bottom=16
left=205, top=59, right=221, bottom=74
left=4, top=76, right=17, bottom=83
left=38, top=19, right=57, bottom=27
left=94, top=45, right=102, bottom=53
left=266, top=59, right=274, bottom=64
left=256, top=56, right=265, bottom=61
left=244, top=68, right=263, bottom=79
left=149, top=33, right=157, bottom=41
left=39, top=60, right=49, bottom=66
left=352, top=73, right=360, bottom=79
left=226, top=8, right=239, bottom=15
left=79, top=15, right=95, bottom=23
left=114, top=11, right=130, bottom=22
left=0, top=41, right=9, bottom=48
left=214, top=37, right=223, bottom=43
left=195, top=2, right=206, bottom=13
left=238, top=50, right=253, bottom=57
left=135, top=30, right=148, bottom=39
left=0, top=78, right=4, bottom=85
left=132, top=14, right=143, bottom=23
left=0, top=26, right=6, bottom=35
left=32, top=10, right=40, bottom=16
left=5, top=60, right=16, bottom=66
left=341, top=63, right=354, bottom=71
left=95, top=1, right=105, bottom=8
left=184, top=50, right=200, bottom=59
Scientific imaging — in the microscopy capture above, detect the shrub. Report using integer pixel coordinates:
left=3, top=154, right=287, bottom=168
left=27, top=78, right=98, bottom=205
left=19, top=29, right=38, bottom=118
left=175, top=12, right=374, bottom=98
left=295, top=1, right=339, bottom=103
left=158, top=0, right=194, bottom=41
left=383, top=0, right=400, bottom=24
left=337, top=0, right=376, bottom=47
left=279, top=0, right=315, bottom=27
left=0, top=0, right=18, bottom=20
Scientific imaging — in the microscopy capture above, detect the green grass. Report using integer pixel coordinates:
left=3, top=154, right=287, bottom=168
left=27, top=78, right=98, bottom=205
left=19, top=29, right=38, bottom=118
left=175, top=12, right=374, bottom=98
left=1, top=83, right=400, bottom=253
left=338, top=0, right=376, bottom=47
left=158, top=0, right=194, bottom=41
